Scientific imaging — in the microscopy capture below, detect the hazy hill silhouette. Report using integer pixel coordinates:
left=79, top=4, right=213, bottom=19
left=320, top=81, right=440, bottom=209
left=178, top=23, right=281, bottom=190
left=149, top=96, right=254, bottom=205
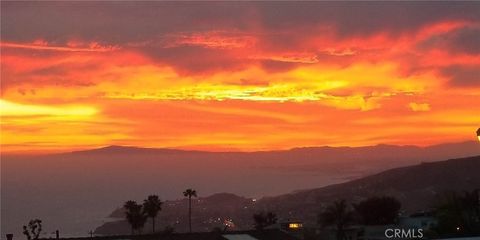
left=254, top=155, right=480, bottom=227
left=95, top=155, right=480, bottom=234
left=72, top=145, right=201, bottom=155
left=2, top=141, right=479, bottom=236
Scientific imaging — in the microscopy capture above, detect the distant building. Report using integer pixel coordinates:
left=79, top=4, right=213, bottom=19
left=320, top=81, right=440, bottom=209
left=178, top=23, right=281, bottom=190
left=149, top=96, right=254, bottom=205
left=266, top=220, right=304, bottom=232
left=398, top=211, right=437, bottom=231
left=265, top=220, right=304, bottom=239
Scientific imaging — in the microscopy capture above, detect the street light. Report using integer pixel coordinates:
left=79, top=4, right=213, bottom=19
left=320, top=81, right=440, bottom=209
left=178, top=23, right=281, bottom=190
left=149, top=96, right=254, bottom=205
left=477, top=128, right=480, bottom=142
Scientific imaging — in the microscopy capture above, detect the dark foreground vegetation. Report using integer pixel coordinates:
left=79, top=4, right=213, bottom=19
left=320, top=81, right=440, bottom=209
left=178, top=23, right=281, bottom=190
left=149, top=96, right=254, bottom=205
left=21, top=189, right=478, bottom=240
left=317, top=192, right=480, bottom=239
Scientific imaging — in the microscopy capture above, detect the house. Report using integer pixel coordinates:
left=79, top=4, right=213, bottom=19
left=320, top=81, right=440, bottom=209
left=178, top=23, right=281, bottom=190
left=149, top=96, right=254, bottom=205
left=398, top=212, right=437, bottom=230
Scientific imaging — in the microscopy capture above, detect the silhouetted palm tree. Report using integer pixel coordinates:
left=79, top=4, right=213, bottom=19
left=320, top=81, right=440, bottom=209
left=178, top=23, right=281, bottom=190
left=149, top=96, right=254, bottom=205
left=143, top=195, right=163, bottom=233
left=319, top=200, right=354, bottom=240
left=124, top=200, right=147, bottom=235
left=183, top=188, right=197, bottom=233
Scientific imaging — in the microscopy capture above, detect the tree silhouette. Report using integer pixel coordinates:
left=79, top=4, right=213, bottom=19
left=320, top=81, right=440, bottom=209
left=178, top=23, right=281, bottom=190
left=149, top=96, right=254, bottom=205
left=124, top=200, right=147, bottom=235
left=183, top=188, right=197, bottom=233
left=319, top=200, right=354, bottom=240
left=462, top=189, right=480, bottom=232
left=143, top=195, right=163, bottom=233
left=22, top=219, right=42, bottom=240
left=253, top=211, right=277, bottom=230
left=354, top=196, right=401, bottom=225
left=434, top=189, right=480, bottom=236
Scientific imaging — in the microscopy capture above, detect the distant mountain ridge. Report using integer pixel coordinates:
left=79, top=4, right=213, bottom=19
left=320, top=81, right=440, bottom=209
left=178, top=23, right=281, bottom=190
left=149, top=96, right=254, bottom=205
left=61, top=141, right=480, bottom=174
left=95, top=155, right=480, bottom=235
left=70, top=140, right=479, bottom=156
left=70, top=145, right=199, bottom=155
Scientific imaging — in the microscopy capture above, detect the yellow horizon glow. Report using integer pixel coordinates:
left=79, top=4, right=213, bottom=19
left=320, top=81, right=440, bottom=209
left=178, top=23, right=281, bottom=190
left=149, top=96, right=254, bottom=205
left=0, top=99, right=97, bottom=117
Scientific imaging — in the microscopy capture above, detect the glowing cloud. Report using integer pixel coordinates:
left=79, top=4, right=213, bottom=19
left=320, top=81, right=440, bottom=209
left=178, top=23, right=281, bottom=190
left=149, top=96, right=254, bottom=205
left=408, top=102, right=431, bottom=112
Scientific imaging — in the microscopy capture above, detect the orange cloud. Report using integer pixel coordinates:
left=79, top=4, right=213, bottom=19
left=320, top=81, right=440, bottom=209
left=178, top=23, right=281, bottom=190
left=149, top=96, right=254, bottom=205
left=164, top=31, right=257, bottom=49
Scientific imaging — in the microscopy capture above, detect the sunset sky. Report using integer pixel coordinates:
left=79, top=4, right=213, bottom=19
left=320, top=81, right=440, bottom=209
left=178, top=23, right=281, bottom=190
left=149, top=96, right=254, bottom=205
left=1, top=2, right=479, bottom=153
